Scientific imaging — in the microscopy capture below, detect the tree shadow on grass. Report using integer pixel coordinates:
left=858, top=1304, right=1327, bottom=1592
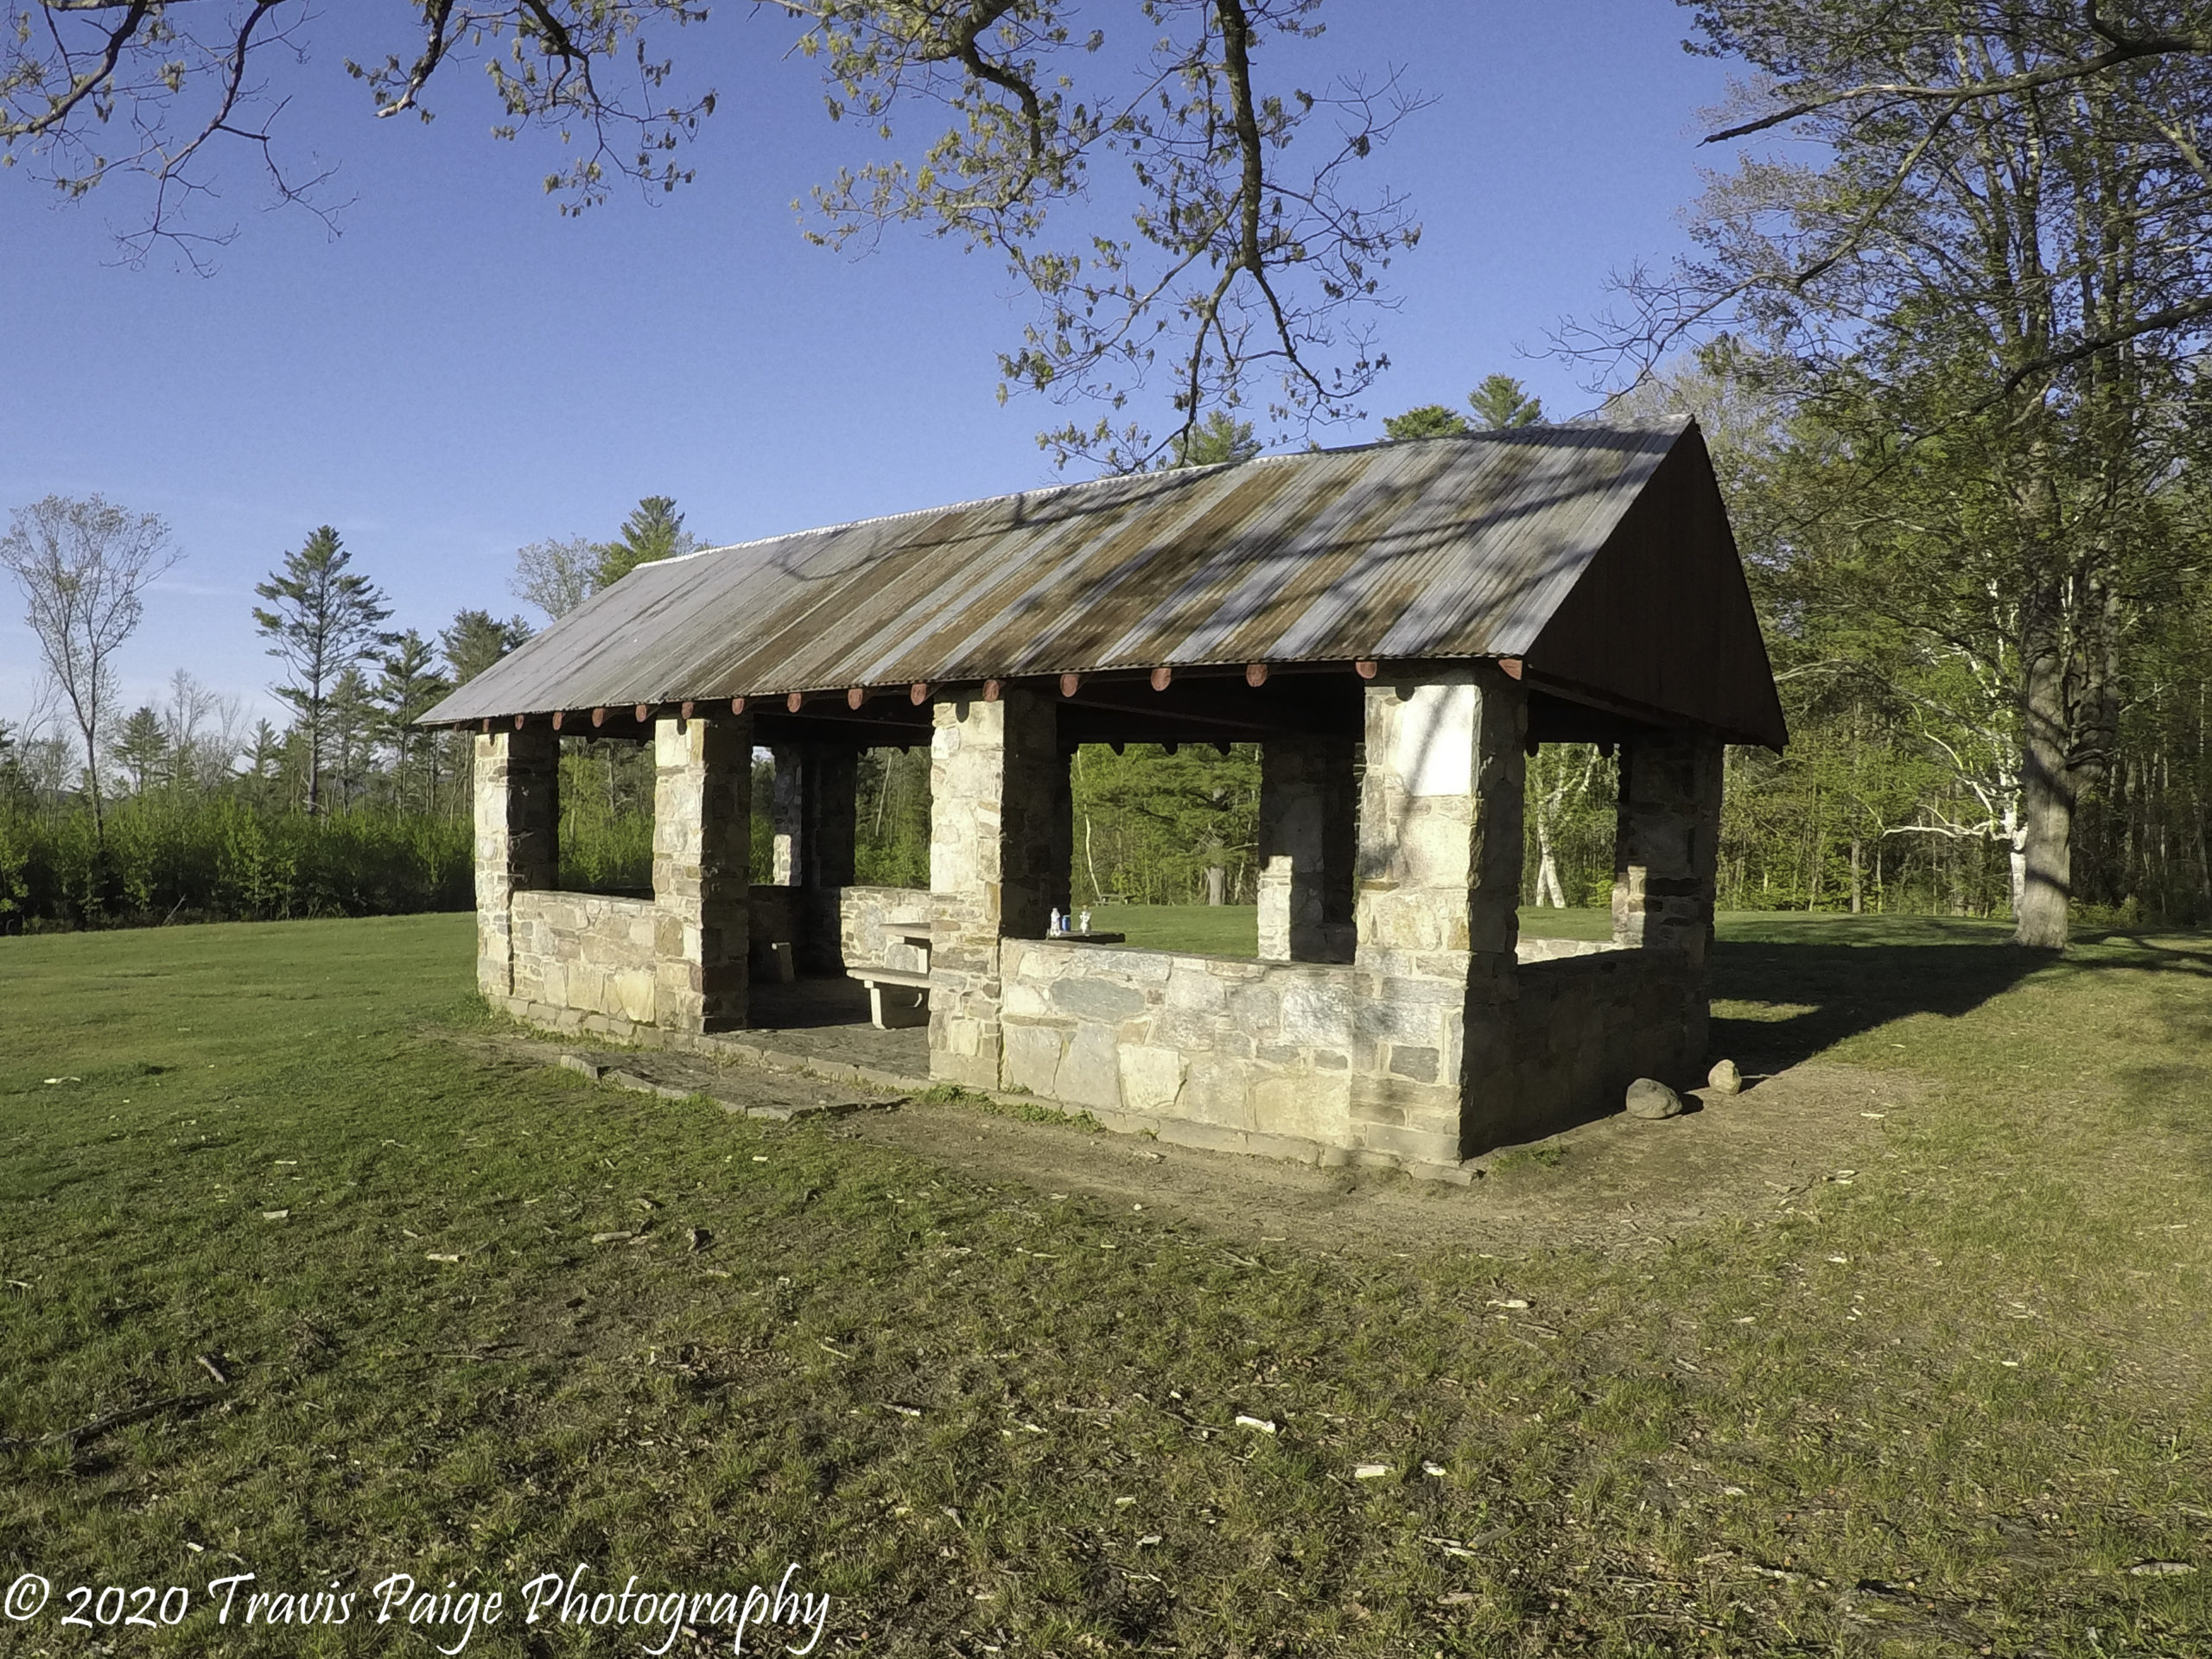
left=1707, top=916, right=2212, bottom=1077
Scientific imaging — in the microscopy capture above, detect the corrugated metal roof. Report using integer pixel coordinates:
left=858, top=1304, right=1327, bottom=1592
left=423, top=422, right=1691, bottom=726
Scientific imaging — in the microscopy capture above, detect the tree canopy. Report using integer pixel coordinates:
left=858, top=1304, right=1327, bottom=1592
left=1, top=1, right=1427, bottom=467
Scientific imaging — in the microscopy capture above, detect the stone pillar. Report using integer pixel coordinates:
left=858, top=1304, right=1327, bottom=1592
left=1611, top=728, right=1724, bottom=966
left=770, top=742, right=858, bottom=971
left=1350, top=665, right=1526, bottom=1163
left=474, top=726, right=559, bottom=1000
left=770, top=745, right=804, bottom=886
left=803, top=745, right=859, bottom=890
left=927, top=689, right=1065, bottom=1088
left=1256, top=734, right=1357, bottom=962
left=652, top=714, right=753, bottom=1033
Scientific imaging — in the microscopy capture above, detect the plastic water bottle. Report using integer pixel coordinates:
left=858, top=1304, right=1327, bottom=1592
left=1050, top=907, right=1063, bottom=936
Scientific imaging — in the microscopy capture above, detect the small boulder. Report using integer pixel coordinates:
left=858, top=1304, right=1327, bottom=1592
left=1707, top=1058, right=1743, bottom=1096
left=1624, top=1077, right=1683, bottom=1120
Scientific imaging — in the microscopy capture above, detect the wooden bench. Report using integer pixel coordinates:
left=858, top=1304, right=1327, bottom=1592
left=847, top=964, right=931, bottom=1030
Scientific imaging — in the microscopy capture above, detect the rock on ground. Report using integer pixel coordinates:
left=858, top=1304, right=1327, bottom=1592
left=1707, top=1058, right=1743, bottom=1096
left=1625, top=1077, right=1684, bottom=1120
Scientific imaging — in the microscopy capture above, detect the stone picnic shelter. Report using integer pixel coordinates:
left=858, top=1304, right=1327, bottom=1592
left=420, top=421, right=1787, bottom=1176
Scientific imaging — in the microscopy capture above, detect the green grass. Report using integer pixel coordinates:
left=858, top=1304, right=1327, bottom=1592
left=1092, top=902, right=1619, bottom=957
left=1086, top=901, right=1261, bottom=956
left=3, top=913, right=2211, bottom=1655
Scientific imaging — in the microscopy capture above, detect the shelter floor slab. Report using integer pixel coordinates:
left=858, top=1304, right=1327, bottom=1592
left=742, top=976, right=930, bottom=1076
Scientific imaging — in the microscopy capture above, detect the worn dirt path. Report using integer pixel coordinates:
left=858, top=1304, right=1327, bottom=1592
left=450, top=1028, right=1919, bottom=1258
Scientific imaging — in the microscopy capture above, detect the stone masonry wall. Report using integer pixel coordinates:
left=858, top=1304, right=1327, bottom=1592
left=510, top=891, right=658, bottom=1026
left=840, top=885, right=934, bottom=974
left=1000, top=939, right=1357, bottom=1158
left=1498, top=949, right=1702, bottom=1147
left=747, top=882, right=932, bottom=976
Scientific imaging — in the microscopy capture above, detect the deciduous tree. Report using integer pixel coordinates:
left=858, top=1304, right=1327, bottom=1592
left=1, top=3, right=1424, bottom=464
left=1573, top=1, right=2212, bottom=948
left=0, top=493, right=178, bottom=853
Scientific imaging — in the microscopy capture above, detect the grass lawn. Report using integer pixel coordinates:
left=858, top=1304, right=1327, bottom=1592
left=3, top=912, right=2211, bottom=1656
left=1093, top=904, right=1615, bottom=957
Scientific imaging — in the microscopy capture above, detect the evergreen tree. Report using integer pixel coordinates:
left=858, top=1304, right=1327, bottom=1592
left=252, top=527, right=396, bottom=815
left=323, top=667, right=379, bottom=811
left=1161, top=411, right=1262, bottom=469
left=442, top=609, right=531, bottom=685
left=1382, top=404, right=1469, bottom=441
left=107, top=706, right=169, bottom=797
left=241, top=720, right=290, bottom=811
left=1466, top=373, right=1544, bottom=429
left=376, top=632, right=454, bottom=814
left=593, top=497, right=699, bottom=589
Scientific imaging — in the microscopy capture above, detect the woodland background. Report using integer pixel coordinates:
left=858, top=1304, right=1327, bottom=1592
left=5, top=362, right=2204, bottom=935
left=4, top=4, right=2209, bottom=939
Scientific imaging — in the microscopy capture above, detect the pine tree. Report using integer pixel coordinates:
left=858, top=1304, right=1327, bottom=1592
left=323, top=667, right=379, bottom=811
left=1382, top=404, right=1469, bottom=441
left=1161, top=411, right=1262, bottom=469
left=376, top=631, right=454, bottom=813
left=1466, top=374, right=1544, bottom=429
left=107, top=705, right=169, bottom=796
left=441, top=609, right=531, bottom=685
left=252, top=527, right=395, bottom=815
left=593, top=498, right=699, bottom=589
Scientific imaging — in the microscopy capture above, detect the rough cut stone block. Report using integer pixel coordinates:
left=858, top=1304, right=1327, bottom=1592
left=1117, top=1045, right=1185, bottom=1113
left=1051, top=976, right=1148, bottom=1023
left=1002, top=1023, right=1065, bottom=1097
left=1387, top=1045, right=1440, bottom=1084
left=1058, top=1023, right=1122, bottom=1110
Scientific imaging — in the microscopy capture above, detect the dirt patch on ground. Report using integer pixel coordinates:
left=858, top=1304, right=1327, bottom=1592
left=850, top=1063, right=1917, bottom=1255
left=449, top=1027, right=1920, bottom=1257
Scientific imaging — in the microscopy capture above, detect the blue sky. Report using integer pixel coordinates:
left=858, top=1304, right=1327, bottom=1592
left=0, top=1, right=1743, bottom=729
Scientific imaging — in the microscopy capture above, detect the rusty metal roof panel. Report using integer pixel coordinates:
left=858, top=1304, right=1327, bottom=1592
left=423, top=421, right=1691, bottom=724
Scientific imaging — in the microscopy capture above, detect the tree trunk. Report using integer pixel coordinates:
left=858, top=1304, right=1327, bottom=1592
left=1535, top=850, right=1565, bottom=908
left=305, top=710, right=321, bottom=816
left=1204, top=863, right=1226, bottom=906
left=1849, top=836, right=1862, bottom=914
left=2015, top=636, right=2073, bottom=949
left=1534, top=816, right=1564, bottom=907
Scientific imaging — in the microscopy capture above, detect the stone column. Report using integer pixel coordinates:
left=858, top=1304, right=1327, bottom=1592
left=1350, top=665, right=1526, bottom=1163
left=770, top=745, right=804, bottom=886
left=1611, top=728, right=1724, bottom=965
left=927, top=689, right=1065, bottom=1088
left=652, top=714, right=753, bottom=1033
left=770, top=742, right=859, bottom=971
left=1256, top=734, right=1356, bottom=962
left=474, top=726, right=559, bottom=1000
left=803, top=745, right=859, bottom=890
